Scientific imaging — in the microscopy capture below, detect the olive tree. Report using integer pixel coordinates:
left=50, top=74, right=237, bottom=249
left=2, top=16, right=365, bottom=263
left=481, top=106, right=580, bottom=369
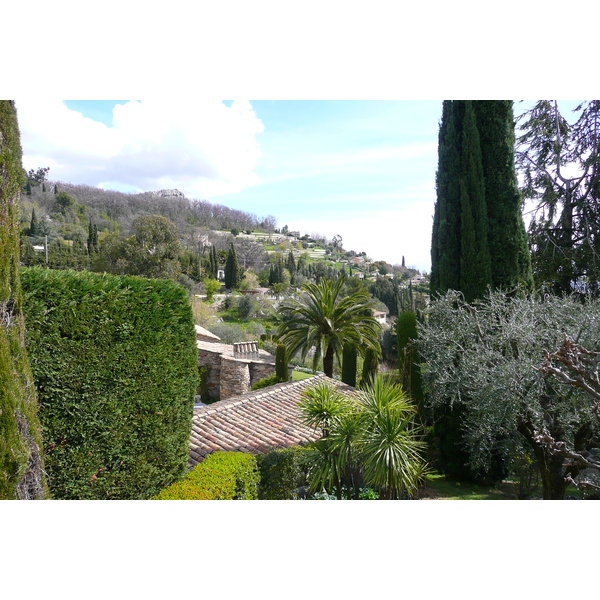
left=418, top=289, right=600, bottom=499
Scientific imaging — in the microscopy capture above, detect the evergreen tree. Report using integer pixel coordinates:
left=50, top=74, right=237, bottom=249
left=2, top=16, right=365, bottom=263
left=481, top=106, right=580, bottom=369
left=341, top=342, right=358, bottom=387
left=396, top=311, right=423, bottom=417
left=29, top=208, right=39, bottom=236
left=459, top=101, right=491, bottom=302
left=286, top=251, right=296, bottom=285
left=430, top=100, right=532, bottom=300
left=360, top=347, right=379, bottom=389
left=275, top=345, right=288, bottom=382
left=224, top=243, right=241, bottom=289
left=474, top=101, right=533, bottom=291
left=431, top=100, right=463, bottom=296
left=0, top=100, right=47, bottom=498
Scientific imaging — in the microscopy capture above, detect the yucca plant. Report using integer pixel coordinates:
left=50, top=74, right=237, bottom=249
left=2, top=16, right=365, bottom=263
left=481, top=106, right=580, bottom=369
left=299, top=376, right=428, bottom=499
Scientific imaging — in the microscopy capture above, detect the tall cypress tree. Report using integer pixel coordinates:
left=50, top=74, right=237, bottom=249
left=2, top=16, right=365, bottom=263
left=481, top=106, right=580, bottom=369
left=431, top=100, right=463, bottom=296
left=459, top=101, right=491, bottom=302
left=224, top=243, right=241, bottom=289
left=29, top=208, right=39, bottom=236
left=0, top=101, right=47, bottom=498
left=473, top=101, right=533, bottom=291
left=430, top=100, right=532, bottom=300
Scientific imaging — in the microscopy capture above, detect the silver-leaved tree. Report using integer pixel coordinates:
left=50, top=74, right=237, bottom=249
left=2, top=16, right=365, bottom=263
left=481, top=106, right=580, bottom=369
left=418, top=289, right=600, bottom=499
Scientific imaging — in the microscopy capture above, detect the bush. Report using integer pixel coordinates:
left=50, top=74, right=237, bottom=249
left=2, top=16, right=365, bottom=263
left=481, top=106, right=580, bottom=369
left=21, top=267, right=199, bottom=499
left=153, top=452, right=259, bottom=499
left=251, top=373, right=280, bottom=390
left=256, top=446, right=309, bottom=499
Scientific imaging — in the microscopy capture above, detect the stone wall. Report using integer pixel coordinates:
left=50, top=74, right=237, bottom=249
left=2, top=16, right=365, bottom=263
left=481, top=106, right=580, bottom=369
left=220, top=356, right=251, bottom=400
left=198, top=348, right=222, bottom=399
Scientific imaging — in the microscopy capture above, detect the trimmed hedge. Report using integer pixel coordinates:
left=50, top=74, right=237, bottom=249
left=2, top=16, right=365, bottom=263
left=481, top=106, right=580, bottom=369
left=21, top=267, right=199, bottom=499
left=256, top=446, right=309, bottom=499
left=153, top=451, right=259, bottom=499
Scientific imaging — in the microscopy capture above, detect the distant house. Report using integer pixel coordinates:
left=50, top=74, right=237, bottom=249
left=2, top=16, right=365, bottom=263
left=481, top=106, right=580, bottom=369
left=373, top=310, right=388, bottom=325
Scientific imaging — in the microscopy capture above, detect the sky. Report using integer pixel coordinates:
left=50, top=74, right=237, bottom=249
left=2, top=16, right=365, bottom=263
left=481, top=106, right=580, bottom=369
left=16, top=99, right=443, bottom=272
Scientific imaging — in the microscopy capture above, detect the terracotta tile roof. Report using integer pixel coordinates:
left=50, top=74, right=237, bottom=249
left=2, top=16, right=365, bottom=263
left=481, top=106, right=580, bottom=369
left=188, top=374, right=356, bottom=467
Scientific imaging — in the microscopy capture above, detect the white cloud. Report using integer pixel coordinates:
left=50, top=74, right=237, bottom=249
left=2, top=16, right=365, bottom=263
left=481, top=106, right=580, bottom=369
left=290, top=195, right=435, bottom=273
left=15, top=99, right=264, bottom=198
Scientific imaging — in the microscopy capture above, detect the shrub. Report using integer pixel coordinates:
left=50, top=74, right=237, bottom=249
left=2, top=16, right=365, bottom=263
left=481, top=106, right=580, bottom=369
left=251, top=373, right=280, bottom=391
left=275, top=344, right=288, bottom=382
left=21, top=267, right=199, bottom=499
left=153, top=452, right=259, bottom=499
left=256, top=446, right=310, bottom=499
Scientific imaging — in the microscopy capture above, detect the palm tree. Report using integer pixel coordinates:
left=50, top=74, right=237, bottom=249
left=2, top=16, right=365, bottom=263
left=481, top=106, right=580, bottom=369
left=299, top=376, right=428, bottom=499
left=277, top=276, right=381, bottom=377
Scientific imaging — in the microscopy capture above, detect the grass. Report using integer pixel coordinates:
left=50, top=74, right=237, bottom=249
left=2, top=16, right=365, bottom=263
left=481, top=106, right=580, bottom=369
left=291, top=370, right=314, bottom=381
left=419, top=472, right=589, bottom=500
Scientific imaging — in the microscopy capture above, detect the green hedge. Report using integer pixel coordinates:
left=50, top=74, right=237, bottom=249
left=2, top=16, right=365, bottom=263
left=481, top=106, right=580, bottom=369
left=21, top=267, right=199, bottom=499
left=256, top=446, right=309, bottom=499
left=153, top=451, right=259, bottom=499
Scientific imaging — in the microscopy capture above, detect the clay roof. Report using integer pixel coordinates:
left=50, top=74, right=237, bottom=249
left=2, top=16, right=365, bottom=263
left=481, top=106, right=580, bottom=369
left=195, top=325, right=221, bottom=342
left=188, top=374, right=357, bottom=467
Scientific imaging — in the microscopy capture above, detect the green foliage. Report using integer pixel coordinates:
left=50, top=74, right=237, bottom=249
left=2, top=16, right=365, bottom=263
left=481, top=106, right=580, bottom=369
left=225, top=243, right=242, bottom=289
left=341, top=342, right=357, bottom=387
left=203, top=278, right=221, bottom=301
left=275, top=344, right=288, bottom=382
left=396, top=311, right=424, bottom=415
left=431, top=100, right=532, bottom=300
left=278, top=277, right=381, bottom=378
left=256, top=446, right=309, bottom=499
left=299, top=377, right=428, bottom=499
left=0, top=100, right=47, bottom=499
left=251, top=373, right=280, bottom=391
left=94, top=215, right=182, bottom=279
left=360, top=346, right=378, bottom=389
left=153, top=451, right=259, bottom=499
left=419, top=289, right=600, bottom=498
left=21, top=267, right=199, bottom=499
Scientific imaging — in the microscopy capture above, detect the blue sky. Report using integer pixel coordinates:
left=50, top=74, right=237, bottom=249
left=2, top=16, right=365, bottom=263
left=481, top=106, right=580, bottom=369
left=17, top=99, right=442, bottom=272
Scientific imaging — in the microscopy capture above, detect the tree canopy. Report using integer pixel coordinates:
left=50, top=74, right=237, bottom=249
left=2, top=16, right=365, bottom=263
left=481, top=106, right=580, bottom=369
left=419, top=289, right=600, bottom=499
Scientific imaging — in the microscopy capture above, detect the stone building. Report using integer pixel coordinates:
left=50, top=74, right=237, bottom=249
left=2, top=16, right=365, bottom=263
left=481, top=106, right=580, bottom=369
left=195, top=325, right=281, bottom=401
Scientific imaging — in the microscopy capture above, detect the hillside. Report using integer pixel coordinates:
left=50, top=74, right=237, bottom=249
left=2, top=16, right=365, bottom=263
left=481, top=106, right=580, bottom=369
left=19, top=176, right=424, bottom=283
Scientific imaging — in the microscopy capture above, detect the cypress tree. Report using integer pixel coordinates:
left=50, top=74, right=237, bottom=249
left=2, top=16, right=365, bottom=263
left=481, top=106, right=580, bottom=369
left=224, top=243, right=241, bottom=289
left=459, top=101, right=491, bottom=302
left=431, top=100, right=532, bottom=300
left=275, top=344, right=288, bottom=382
left=360, top=347, right=378, bottom=389
left=0, top=101, right=47, bottom=498
left=431, top=100, right=463, bottom=296
left=473, top=101, right=533, bottom=291
left=341, top=341, right=358, bottom=387
left=286, top=251, right=296, bottom=285
left=29, top=208, right=39, bottom=236
left=396, top=311, right=423, bottom=416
